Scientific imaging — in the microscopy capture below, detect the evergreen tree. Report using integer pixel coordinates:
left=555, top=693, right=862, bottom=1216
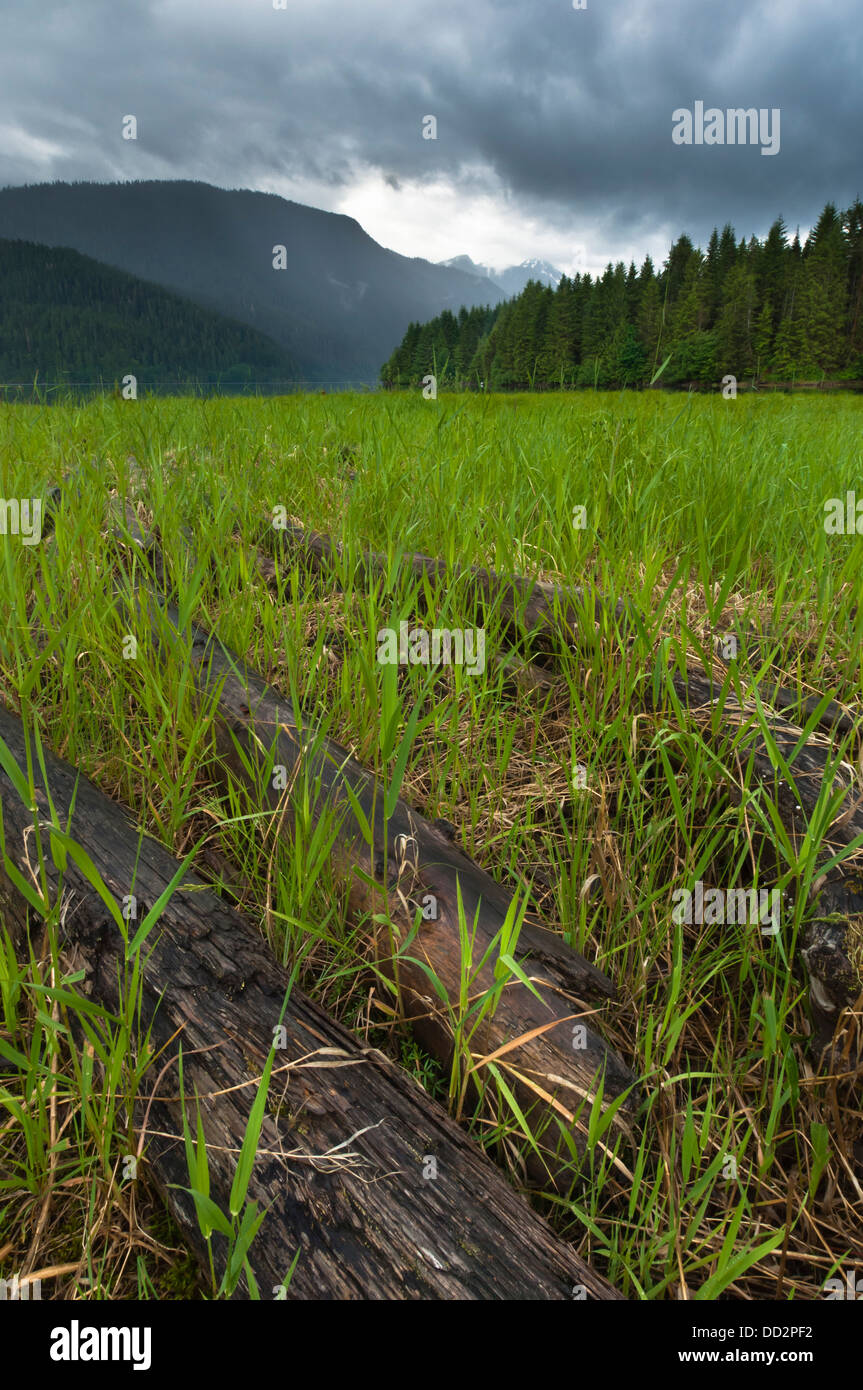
left=758, top=218, right=789, bottom=329
left=716, top=264, right=758, bottom=375
left=797, top=203, right=848, bottom=375
left=843, top=199, right=863, bottom=368
left=383, top=199, right=863, bottom=390
left=539, top=275, right=578, bottom=383
left=637, top=259, right=663, bottom=371
left=615, top=323, right=647, bottom=385
left=753, top=299, right=774, bottom=376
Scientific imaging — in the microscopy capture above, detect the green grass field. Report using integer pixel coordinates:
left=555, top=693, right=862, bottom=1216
left=1, top=388, right=861, bottom=1300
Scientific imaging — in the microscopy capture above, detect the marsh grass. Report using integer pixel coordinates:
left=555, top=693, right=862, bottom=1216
left=0, top=388, right=861, bottom=1299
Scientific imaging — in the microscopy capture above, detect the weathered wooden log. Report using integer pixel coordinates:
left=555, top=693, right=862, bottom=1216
left=254, top=543, right=562, bottom=698
left=261, top=520, right=630, bottom=649
left=758, top=683, right=856, bottom=740
left=38, top=488, right=639, bottom=1188
left=493, top=652, right=562, bottom=698
left=263, top=519, right=856, bottom=740
left=715, top=630, right=859, bottom=739
left=113, top=577, right=637, bottom=1187
left=0, top=704, right=621, bottom=1300
left=260, top=520, right=861, bottom=1051
left=656, top=661, right=863, bottom=1046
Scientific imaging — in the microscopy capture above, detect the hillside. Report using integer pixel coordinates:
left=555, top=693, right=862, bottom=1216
left=0, top=238, right=297, bottom=388
left=0, top=181, right=506, bottom=383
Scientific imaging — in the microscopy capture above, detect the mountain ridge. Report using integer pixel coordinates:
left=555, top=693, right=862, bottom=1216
left=0, top=180, right=507, bottom=381
left=0, top=236, right=298, bottom=386
left=437, top=254, right=563, bottom=296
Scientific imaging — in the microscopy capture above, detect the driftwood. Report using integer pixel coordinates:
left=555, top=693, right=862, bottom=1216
left=715, top=630, right=859, bottom=739
left=0, top=704, right=621, bottom=1300
left=119, top=580, right=638, bottom=1186
left=262, top=520, right=630, bottom=649
left=262, top=522, right=855, bottom=740
left=659, top=662, right=863, bottom=1045
left=34, top=488, right=639, bottom=1194
left=260, top=521, right=862, bottom=1048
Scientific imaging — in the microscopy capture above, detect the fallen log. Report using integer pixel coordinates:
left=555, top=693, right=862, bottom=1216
left=658, top=661, right=863, bottom=1046
left=0, top=704, right=621, bottom=1300
left=259, top=521, right=861, bottom=1050
left=264, top=520, right=856, bottom=740
left=254, top=542, right=562, bottom=697
left=121, top=583, right=638, bottom=1186
left=261, top=519, right=630, bottom=650
left=715, top=629, right=860, bottom=739
left=38, top=488, right=639, bottom=1190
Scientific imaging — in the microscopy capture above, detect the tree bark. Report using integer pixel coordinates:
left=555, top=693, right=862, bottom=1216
left=118, top=580, right=638, bottom=1188
left=657, top=662, right=863, bottom=1045
left=0, top=704, right=621, bottom=1300
left=262, top=520, right=630, bottom=650
left=257, top=521, right=862, bottom=1048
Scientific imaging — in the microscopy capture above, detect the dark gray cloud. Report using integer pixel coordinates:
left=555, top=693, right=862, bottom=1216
left=1, top=0, right=859, bottom=268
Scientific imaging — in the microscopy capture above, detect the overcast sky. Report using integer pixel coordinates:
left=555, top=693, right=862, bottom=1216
left=1, top=0, right=860, bottom=276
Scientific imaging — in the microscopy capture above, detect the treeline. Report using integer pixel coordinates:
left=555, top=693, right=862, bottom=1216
left=381, top=201, right=863, bottom=389
left=0, top=238, right=297, bottom=386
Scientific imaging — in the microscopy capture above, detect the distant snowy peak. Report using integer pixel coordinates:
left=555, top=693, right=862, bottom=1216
left=515, top=258, right=564, bottom=289
left=437, top=254, right=564, bottom=296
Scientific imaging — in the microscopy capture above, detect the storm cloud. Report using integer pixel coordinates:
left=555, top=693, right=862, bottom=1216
left=1, top=0, right=859, bottom=273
